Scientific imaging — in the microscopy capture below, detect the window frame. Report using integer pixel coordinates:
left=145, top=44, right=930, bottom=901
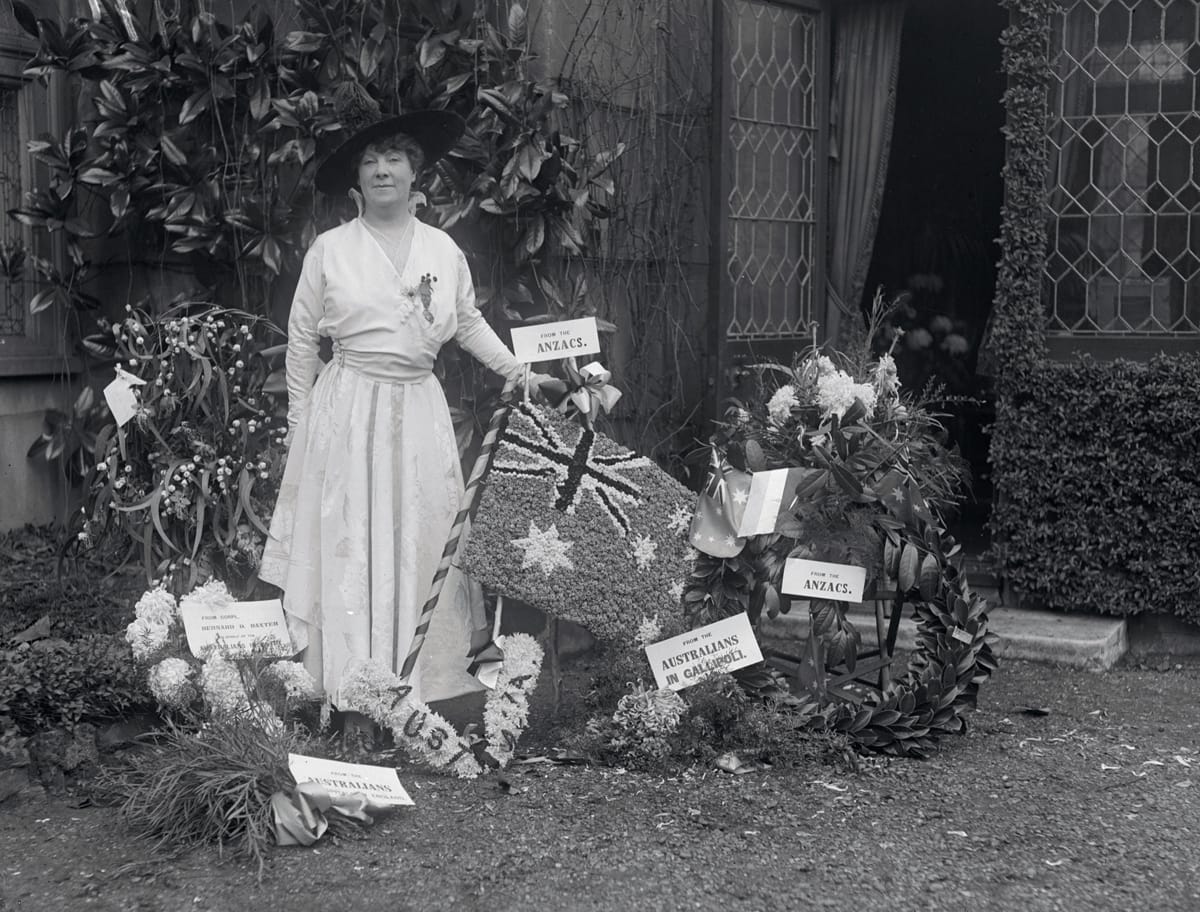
left=0, top=20, right=73, bottom=378
left=710, top=0, right=830, bottom=407
left=1041, top=0, right=1200, bottom=359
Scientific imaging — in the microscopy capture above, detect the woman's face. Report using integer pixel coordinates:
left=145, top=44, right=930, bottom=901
left=356, top=143, right=415, bottom=214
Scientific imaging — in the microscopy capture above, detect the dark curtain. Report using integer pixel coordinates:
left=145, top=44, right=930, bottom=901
left=824, top=0, right=906, bottom=343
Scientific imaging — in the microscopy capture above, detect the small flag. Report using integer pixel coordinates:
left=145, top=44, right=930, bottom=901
left=737, top=467, right=814, bottom=537
left=689, top=449, right=752, bottom=557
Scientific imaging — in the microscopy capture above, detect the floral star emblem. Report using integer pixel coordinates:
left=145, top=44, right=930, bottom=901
left=632, top=534, right=658, bottom=571
left=667, top=505, right=693, bottom=535
left=510, top=522, right=575, bottom=575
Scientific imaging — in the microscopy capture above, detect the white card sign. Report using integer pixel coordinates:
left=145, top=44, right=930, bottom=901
left=287, top=754, right=414, bottom=809
left=781, top=558, right=867, bottom=603
left=643, top=612, right=763, bottom=691
left=509, top=317, right=600, bottom=363
left=103, top=368, right=146, bottom=428
left=179, top=598, right=293, bottom=657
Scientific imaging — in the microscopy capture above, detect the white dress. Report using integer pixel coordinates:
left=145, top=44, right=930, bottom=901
left=258, top=218, right=523, bottom=706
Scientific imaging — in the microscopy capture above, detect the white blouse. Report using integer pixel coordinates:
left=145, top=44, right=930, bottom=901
left=285, top=218, right=523, bottom=427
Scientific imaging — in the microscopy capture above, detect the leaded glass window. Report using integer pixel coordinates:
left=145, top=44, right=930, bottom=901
left=724, top=0, right=820, bottom=340
left=1044, top=0, right=1200, bottom=335
left=0, top=81, right=25, bottom=338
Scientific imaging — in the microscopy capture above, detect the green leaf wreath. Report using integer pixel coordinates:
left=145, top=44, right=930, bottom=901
left=685, top=313, right=997, bottom=758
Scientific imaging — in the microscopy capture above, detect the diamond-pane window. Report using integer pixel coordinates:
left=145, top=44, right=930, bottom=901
left=1044, top=0, right=1200, bottom=335
left=724, top=0, right=819, bottom=341
left=0, top=82, right=25, bottom=337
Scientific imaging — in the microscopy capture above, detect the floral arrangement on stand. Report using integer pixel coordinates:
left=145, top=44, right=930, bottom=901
left=683, top=305, right=997, bottom=758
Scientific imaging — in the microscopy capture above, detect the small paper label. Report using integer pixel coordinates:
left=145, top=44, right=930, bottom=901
left=103, top=377, right=139, bottom=427
left=510, top=317, right=600, bottom=363
left=179, top=598, right=293, bottom=657
left=643, top=612, right=763, bottom=691
left=781, top=558, right=867, bottom=603
left=287, top=754, right=414, bottom=808
left=950, top=626, right=974, bottom=644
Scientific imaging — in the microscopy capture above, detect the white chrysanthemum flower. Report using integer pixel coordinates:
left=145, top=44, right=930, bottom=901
left=134, top=586, right=178, bottom=626
left=263, top=661, right=317, bottom=700
left=873, top=353, right=901, bottom=398
left=200, top=653, right=250, bottom=718
left=816, top=369, right=877, bottom=420
left=125, top=616, right=170, bottom=662
left=816, top=355, right=837, bottom=376
left=180, top=579, right=234, bottom=615
left=766, top=384, right=799, bottom=424
left=632, top=534, right=658, bottom=571
left=612, top=684, right=686, bottom=738
left=148, top=657, right=195, bottom=709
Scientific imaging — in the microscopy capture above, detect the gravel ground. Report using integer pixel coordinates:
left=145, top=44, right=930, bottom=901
left=2, top=652, right=1199, bottom=912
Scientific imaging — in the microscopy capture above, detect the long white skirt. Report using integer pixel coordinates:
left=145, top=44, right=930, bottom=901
left=259, top=360, right=483, bottom=706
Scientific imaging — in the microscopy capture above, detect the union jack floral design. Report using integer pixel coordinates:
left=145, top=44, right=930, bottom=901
left=463, top=403, right=696, bottom=644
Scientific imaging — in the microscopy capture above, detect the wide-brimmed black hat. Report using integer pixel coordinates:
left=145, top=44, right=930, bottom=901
left=313, top=85, right=465, bottom=196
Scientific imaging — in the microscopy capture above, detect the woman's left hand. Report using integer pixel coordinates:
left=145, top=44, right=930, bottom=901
left=502, top=372, right=555, bottom=401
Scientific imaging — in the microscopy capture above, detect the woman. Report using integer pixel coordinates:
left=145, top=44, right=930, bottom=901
left=259, top=102, right=545, bottom=715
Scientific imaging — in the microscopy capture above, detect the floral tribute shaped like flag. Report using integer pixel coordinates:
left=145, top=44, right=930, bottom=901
left=461, top=402, right=697, bottom=644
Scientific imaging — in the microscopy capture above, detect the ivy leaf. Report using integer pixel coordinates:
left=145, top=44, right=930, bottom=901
left=918, top=553, right=940, bottom=601
left=418, top=37, right=446, bottom=70
left=77, top=167, right=119, bottom=186
left=109, top=186, right=130, bottom=219
left=249, top=72, right=270, bottom=122
left=507, top=3, right=527, bottom=43
left=898, top=541, right=919, bottom=593
left=11, top=1, right=39, bottom=38
left=160, top=136, right=187, bottom=166
left=283, top=31, right=324, bottom=52
left=178, top=89, right=212, bottom=125
left=29, top=287, right=61, bottom=314
left=515, top=141, right=546, bottom=182
left=441, top=72, right=471, bottom=97
left=522, top=215, right=544, bottom=257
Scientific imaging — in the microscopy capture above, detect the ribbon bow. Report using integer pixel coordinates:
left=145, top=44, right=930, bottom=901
left=271, top=782, right=374, bottom=847
left=536, top=361, right=622, bottom=428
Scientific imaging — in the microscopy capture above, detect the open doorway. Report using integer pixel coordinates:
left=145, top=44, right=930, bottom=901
left=861, top=0, right=1008, bottom=551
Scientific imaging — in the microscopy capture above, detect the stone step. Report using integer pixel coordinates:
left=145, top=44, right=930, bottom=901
left=760, top=601, right=1128, bottom=671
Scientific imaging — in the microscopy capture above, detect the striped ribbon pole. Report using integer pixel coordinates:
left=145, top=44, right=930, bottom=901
left=398, top=393, right=515, bottom=682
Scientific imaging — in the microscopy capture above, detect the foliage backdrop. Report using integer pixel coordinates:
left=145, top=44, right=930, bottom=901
left=990, top=354, right=1200, bottom=622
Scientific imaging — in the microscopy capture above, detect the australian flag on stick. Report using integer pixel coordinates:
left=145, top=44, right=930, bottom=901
left=689, top=448, right=752, bottom=558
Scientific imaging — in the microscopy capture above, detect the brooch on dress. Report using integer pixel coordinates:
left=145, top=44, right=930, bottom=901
left=418, top=273, right=437, bottom=324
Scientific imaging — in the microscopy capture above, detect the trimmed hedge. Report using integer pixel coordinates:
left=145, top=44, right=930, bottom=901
left=990, top=354, right=1200, bottom=623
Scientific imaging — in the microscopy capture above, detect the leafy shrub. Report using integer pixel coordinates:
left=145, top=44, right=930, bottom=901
left=990, top=353, right=1200, bottom=622
left=0, top=634, right=153, bottom=735
left=68, top=304, right=286, bottom=593
left=7, top=0, right=619, bottom=332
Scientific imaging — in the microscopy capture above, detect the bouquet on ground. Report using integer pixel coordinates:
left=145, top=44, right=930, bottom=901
left=125, top=579, right=317, bottom=729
